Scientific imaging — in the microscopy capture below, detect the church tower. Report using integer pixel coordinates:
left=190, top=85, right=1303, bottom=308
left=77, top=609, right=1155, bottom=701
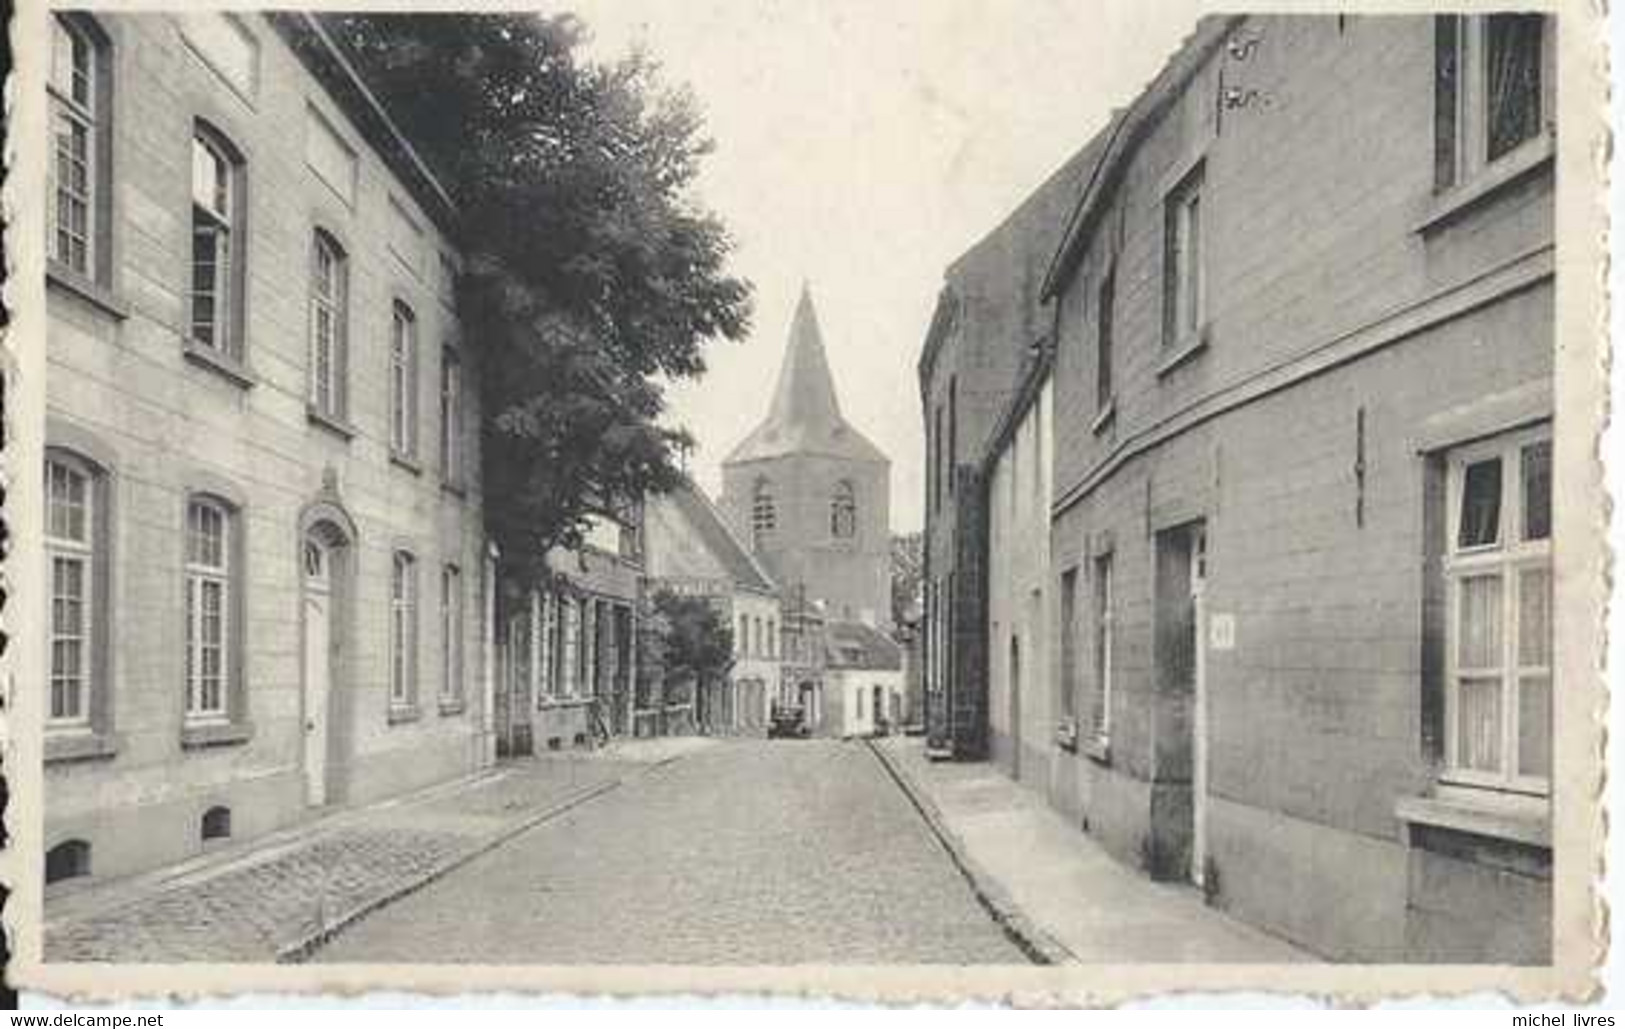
left=720, top=285, right=892, bottom=629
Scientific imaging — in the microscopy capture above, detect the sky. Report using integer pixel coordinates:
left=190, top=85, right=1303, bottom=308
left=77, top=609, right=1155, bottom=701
left=562, top=0, right=1201, bottom=533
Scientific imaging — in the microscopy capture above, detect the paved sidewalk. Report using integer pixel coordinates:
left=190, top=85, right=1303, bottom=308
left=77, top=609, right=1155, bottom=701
left=45, top=738, right=715, bottom=963
left=871, top=736, right=1314, bottom=964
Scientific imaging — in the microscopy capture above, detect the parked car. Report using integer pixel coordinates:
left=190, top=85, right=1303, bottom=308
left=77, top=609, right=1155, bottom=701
left=768, top=702, right=809, bottom=739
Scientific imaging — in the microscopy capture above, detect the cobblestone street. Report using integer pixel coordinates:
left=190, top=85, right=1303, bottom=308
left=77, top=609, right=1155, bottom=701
left=314, top=739, right=1027, bottom=964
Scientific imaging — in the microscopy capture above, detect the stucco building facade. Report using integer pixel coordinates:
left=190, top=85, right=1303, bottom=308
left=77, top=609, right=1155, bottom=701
left=43, top=12, right=493, bottom=885
left=925, top=14, right=1557, bottom=963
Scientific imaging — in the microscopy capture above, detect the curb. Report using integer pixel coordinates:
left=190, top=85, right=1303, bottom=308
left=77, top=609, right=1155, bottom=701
left=276, top=778, right=621, bottom=963
left=864, top=738, right=1076, bottom=967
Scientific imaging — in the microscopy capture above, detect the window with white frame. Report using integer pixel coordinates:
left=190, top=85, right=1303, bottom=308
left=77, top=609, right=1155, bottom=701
left=47, top=455, right=100, bottom=728
left=309, top=231, right=348, bottom=419
left=1162, top=162, right=1205, bottom=347
left=1090, top=553, right=1115, bottom=740
left=1444, top=427, right=1551, bottom=791
left=440, top=565, right=462, bottom=703
left=390, top=551, right=418, bottom=708
left=535, top=590, right=554, bottom=702
left=390, top=302, right=418, bottom=458
left=581, top=601, right=597, bottom=699
left=185, top=497, right=233, bottom=722
left=190, top=128, right=242, bottom=356
left=1058, top=568, right=1079, bottom=725
left=738, top=614, right=749, bottom=657
left=560, top=597, right=579, bottom=697
left=440, top=347, right=463, bottom=485
left=49, top=15, right=102, bottom=277
left=1435, top=14, right=1552, bottom=192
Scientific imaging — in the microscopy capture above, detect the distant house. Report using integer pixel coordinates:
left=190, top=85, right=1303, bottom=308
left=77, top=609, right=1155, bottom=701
left=494, top=508, right=643, bottom=755
left=822, top=621, right=904, bottom=739
left=644, top=478, right=783, bottom=735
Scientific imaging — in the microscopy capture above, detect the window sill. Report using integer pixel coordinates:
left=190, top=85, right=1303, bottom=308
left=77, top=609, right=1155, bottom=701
left=390, top=452, right=424, bottom=477
left=1416, top=134, right=1556, bottom=235
left=307, top=405, right=358, bottom=441
left=538, top=696, right=594, bottom=710
left=47, top=263, right=130, bottom=321
left=1156, top=325, right=1210, bottom=379
left=183, top=342, right=256, bottom=389
left=180, top=720, right=253, bottom=750
left=387, top=704, right=421, bottom=725
left=437, top=697, right=466, bottom=717
left=1090, top=398, right=1117, bottom=436
left=45, top=730, right=118, bottom=764
left=1394, top=790, right=1549, bottom=849
left=441, top=480, right=468, bottom=501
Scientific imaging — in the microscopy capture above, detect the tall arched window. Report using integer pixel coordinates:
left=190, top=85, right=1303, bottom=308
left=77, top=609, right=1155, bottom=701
left=309, top=230, right=348, bottom=419
left=830, top=480, right=857, bottom=540
left=49, top=15, right=109, bottom=279
left=389, top=301, right=419, bottom=458
left=46, top=451, right=104, bottom=728
left=185, top=496, right=236, bottom=723
left=751, top=479, right=776, bottom=550
left=190, top=124, right=245, bottom=358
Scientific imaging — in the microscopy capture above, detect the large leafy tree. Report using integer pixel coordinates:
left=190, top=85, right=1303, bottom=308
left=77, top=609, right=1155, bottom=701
left=324, top=14, right=752, bottom=580
left=651, top=589, right=734, bottom=686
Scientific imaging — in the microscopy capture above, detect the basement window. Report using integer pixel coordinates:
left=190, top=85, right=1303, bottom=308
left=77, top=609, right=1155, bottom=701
left=201, top=805, right=232, bottom=841
left=46, top=839, right=92, bottom=884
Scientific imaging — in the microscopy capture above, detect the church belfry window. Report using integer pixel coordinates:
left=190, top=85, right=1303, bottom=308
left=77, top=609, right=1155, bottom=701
left=751, top=479, right=776, bottom=550
left=831, top=481, right=857, bottom=540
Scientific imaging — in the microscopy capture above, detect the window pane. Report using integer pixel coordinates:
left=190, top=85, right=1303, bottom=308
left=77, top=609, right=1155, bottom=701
left=1517, top=674, right=1551, bottom=779
left=1485, top=14, right=1544, bottom=161
left=1457, top=457, right=1502, bottom=548
left=1457, top=573, right=1503, bottom=670
left=1456, top=675, right=1503, bottom=772
left=1522, top=440, right=1551, bottom=541
left=1517, top=565, right=1552, bottom=668
left=192, top=139, right=227, bottom=215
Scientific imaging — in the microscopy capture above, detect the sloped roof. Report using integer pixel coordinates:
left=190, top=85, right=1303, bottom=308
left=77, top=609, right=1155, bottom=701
left=824, top=620, right=903, bottom=671
left=724, top=284, right=889, bottom=466
left=651, top=479, right=778, bottom=594
left=919, top=126, right=1116, bottom=387
left=1041, top=17, right=1241, bottom=300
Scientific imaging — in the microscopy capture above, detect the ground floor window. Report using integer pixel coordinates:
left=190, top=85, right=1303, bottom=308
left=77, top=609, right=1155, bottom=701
left=1443, top=426, right=1551, bottom=792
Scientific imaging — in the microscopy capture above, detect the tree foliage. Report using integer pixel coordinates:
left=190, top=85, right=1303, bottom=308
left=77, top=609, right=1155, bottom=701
left=890, top=531, right=924, bottom=627
left=650, top=589, right=734, bottom=686
left=324, top=14, right=752, bottom=580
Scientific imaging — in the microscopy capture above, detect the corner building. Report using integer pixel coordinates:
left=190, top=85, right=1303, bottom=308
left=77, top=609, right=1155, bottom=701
left=1041, top=15, right=1554, bottom=961
left=43, top=12, right=493, bottom=884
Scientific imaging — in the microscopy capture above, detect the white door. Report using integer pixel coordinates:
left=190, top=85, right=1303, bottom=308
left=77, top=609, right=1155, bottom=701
left=302, top=539, right=333, bottom=807
left=1190, top=525, right=1210, bottom=887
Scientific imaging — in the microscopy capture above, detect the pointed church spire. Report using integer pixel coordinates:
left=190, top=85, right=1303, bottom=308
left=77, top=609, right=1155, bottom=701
left=722, top=281, right=889, bottom=466
left=766, top=283, right=843, bottom=430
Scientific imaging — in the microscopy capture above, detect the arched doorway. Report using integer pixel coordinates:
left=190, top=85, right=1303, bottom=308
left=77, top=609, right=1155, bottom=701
left=300, top=511, right=354, bottom=807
